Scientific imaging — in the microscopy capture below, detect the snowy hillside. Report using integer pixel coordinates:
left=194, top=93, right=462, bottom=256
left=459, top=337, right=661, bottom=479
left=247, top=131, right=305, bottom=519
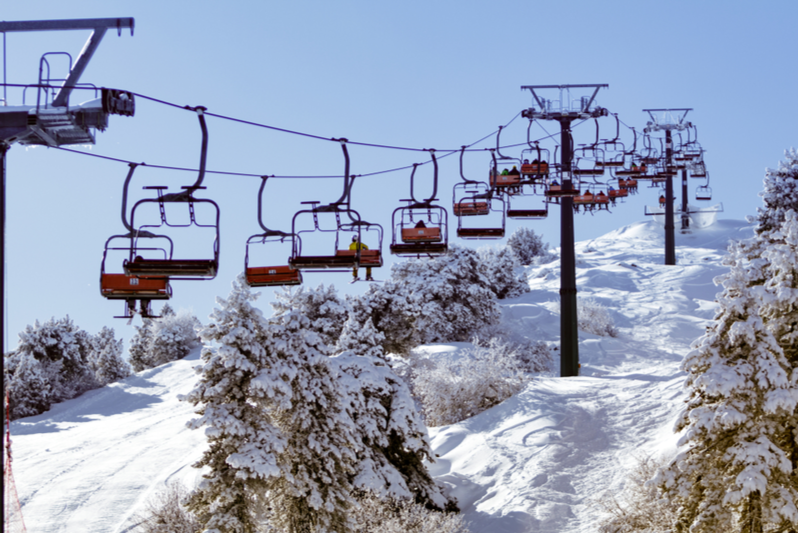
left=9, top=218, right=753, bottom=533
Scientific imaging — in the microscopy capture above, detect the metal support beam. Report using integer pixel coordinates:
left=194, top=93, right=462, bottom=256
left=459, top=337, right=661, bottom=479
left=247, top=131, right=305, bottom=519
left=665, top=130, right=675, bottom=265
left=0, top=18, right=134, bottom=108
left=559, top=119, right=579, bottom=377
left=681, top=168, right=690, bottom=232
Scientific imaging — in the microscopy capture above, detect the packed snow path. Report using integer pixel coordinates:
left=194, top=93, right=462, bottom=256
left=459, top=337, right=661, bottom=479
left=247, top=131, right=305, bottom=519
left=9, top=219, right=751, bottom=532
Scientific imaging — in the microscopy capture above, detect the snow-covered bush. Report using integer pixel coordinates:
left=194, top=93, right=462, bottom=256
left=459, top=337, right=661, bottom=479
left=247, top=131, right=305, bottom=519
left=351, top=245, right=501, bottom=355
left=4, top=316, right=98, bottom=420
left=472, top=330, right=552, bottom=373
left=271, top=283, right=349, bottom=348
left=506, top=226, right=552, bottom=265
left=129, top=306, right=201, bottom=372
left=655, top=149, right=798, bottom=533
left=594, top=454, right=688, bottom=533
left=477, top=245, right=530, bottom=300
left=577, top=298, right=618, bottom=337
left=350, top=491, right=470, bottom=533
left=136, top=481, right=200, bottom=533
left=412, top=338, right=529, bottom=426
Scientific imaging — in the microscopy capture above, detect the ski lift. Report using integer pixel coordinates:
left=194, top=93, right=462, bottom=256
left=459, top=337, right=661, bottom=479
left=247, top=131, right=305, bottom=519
left=125, top=107, right=220, bottom=280
left=100, top=163, right=172, bottom=319
left=390, top=150, right=449, bottom=256
left=453, top=147, right=506, bottom=238
left=289, top=141, right=383, bottom=271
left=244, top=177, right=302, bottom=287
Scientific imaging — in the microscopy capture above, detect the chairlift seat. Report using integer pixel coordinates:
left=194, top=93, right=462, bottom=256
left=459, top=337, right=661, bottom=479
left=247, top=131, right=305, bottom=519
left=457, top=227, right=505, bottom=238
left=507, top=209, right=548, bottom=219
left=490, top=173, right=522, bottom=187
left=124, top=258, right=217, bottom=278
left=609, top=189, right=629, bottom=199
left=596, top=161, right=625, bottom=167
left=616, top=169, right=642, bottom=176
left=101, top=274, right=171, bottom=300
left=245, top=266, right=302, bottom=287
left=545, top=186, right=580, bottom=198
left=520, top=162, right=549, bottom=176
left=335, top=249, right=383, bottom=267
left=289, top=254, right=359, bottom=269
left=574, top=193, right=596, bottom=205
left=573, top=168, right=605, bottom=176
left=390, top=242, right=448, bottom=255
left=453, top=201, right=490, bottom=216
left=401, top=227, right=442, bottom=243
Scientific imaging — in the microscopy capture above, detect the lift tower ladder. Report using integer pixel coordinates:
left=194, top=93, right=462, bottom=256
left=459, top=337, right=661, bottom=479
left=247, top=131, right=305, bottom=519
left=521, top=84, right=609, bottom=378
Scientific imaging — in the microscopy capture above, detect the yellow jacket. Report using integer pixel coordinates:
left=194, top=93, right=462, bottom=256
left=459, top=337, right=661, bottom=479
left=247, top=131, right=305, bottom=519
left=349, top=241, right=368, bottom=251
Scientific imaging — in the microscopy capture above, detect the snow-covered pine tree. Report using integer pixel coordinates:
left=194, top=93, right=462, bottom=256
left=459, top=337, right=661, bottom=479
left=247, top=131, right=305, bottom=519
left=266, top=304, right=360, bottom=533
left=270, top=283, right=349, bottom=348
left=129, top=309, right=201, bottom=372
left=147, top=311, right=201, bottom=368
left=128, top=317, right=154, bottom=373
left=656, top=149, right=798, bottom=533
left=5, top=351, right=52, bottom=420
left=89, top=326, right=131, bottom=386
left=506, top=226, right=550, bottom=265
left=181, top=275, right=284, bottom=533
left=477, top=245, right=530, bottom=300
left=333, top=317, right=449, bottom=510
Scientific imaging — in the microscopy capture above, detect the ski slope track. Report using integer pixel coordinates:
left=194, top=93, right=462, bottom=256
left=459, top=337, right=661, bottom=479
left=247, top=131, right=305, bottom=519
left=9, top=218, right=753, bottom=532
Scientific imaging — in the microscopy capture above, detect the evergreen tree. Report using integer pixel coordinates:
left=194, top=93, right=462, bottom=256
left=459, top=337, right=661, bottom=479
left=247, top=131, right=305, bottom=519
left=266, top=305, right=359, bottom=533
left=333, top=318, right=448, bottom=509
left=6, top=352, right=52, bottom=419
left=129, top=310, right=201, bottom=372
left=181, top=275, right=283, bottom=533
left=271, top=284, right=349, bottom=349
left=5, top=316, right=98, bottom=419
left=90, top=326, right=131, bottom=386
left=184, top=275, right=360, bottom=533
left=128, top=317, right=154, bottom=373
left=656, top=149, right=798, bottom=533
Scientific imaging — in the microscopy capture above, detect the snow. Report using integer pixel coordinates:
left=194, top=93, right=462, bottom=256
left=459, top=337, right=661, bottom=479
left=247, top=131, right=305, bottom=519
left=8, top=217, right=753, bottom=532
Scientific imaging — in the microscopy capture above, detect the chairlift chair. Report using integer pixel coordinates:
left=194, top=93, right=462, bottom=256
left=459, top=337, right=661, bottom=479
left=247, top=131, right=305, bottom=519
left=100, top=164, right=172, bottom=319
left=124, top=108, right=220, bottom=281
left=244, top=177, right=302, bottom=287
left=390, top=151, right=449, bottom=255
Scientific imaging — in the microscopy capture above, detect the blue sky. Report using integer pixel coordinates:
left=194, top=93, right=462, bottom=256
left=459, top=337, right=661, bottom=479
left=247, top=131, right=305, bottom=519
left=2, top=0, right=797, bottom=351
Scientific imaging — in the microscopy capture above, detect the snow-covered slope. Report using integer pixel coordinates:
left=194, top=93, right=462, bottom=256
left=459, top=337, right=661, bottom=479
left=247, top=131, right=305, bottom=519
left=9, top=218, right=752, bottom=533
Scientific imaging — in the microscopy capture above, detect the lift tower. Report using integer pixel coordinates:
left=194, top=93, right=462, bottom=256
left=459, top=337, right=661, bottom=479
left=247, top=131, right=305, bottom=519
left=642, top=109, right=692, bottom=265
left=0, top=17, right=134, bottom=370
left=521, top=84, right=608, bottom=377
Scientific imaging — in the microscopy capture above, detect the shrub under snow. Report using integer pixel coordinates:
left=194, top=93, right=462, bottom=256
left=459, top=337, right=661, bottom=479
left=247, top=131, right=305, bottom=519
left=577, top=298, right=618, bottom=337
left=349, top=491, right=470, bottom=533
left=506, top=226, right=552, bottom=265
left=411, top=338, right=530, bottom=426
left=136, top=481, right=200, bottom=533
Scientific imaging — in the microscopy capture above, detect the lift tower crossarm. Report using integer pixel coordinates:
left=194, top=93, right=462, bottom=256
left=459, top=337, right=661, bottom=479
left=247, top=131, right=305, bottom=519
left=0, top=18, right=134, bottom=108
left=521, top=84, right=609, bottom=119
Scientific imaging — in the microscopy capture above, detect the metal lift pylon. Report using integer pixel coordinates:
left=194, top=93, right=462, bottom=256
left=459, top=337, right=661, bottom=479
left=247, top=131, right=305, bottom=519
left=521, top=84, right=609, bottom=378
